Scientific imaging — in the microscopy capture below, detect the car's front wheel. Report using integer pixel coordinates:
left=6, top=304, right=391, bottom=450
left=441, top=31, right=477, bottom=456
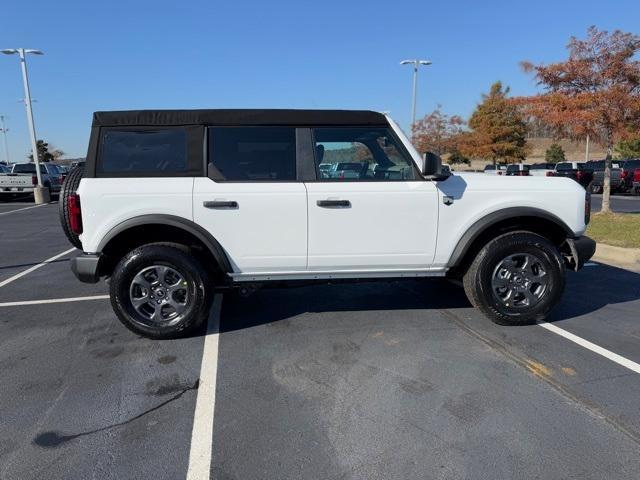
left=463, top=232, right=565, bottom=326
left=110, top=244, right=212, bottom=339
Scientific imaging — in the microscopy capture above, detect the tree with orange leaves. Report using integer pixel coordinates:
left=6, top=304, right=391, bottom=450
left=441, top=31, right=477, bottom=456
left=518, top=26, right=640, bottom=212
left=412, top=105, right=465, bottom=156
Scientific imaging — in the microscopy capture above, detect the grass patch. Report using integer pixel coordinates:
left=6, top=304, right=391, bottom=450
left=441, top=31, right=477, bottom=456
left=586, top=212, right=640, bottom=249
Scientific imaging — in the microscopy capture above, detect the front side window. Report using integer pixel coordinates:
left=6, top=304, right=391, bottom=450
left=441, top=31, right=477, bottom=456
left=313, top=127, right=416, bottom=181
left=208, top=127, right=296, bottom=181
left=99, top=129, right=188, bottom=174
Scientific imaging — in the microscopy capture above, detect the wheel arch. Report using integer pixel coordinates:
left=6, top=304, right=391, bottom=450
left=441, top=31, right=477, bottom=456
left=97, top=214, right=233, bottom=279
left=447, top=207, right=574, bottom=273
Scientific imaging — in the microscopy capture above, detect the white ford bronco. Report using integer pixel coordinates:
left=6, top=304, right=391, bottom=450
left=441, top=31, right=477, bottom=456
left=60, top=109, right=595, bottom=339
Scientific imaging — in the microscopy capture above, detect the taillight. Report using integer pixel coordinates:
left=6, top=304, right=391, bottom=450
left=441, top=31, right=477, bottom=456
left=31, top=175, right=38, bottom=185
left=584, top=191, right=591, bottom=225
left=546, top=171, right=554, bottom=177
left=68, top=193, right=83, bottom=235
left=634, top=168, right=640, bottom=182
left=576, top=171, right=585, bottom=181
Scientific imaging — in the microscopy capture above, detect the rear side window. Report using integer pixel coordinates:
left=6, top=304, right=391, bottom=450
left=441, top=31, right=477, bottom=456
left=99, top=129, right=188, bottom=174
left=208, top=127, right=296, bottom=181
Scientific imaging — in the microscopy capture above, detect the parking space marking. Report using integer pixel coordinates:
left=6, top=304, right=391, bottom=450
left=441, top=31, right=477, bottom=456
left=539, top=322, right=640, bottom=374
left=186, top=295, right=222, bottom=480
left=0, top=295, right=109, bottom=308
left=0, top=247, right=76, bottom=288
left=0, top=203, right=46, bottom=216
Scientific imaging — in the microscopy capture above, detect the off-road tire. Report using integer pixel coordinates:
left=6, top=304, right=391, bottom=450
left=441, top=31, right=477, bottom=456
left=463, top=231, right=565, bottom=326
left=110, top=244, right=212, bottom=339
left=58, top=165, right=84, bottom=249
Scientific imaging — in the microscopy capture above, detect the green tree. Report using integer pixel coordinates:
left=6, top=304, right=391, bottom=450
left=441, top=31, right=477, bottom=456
left=459, top=81, right=530, bottom=164
left=615, top=137, right=640, bottom=159
left=27, top=139, right=55, bottom=162
left=545, top=143, right=566, bottom=163
left=447, top=149, right=470, bottom=165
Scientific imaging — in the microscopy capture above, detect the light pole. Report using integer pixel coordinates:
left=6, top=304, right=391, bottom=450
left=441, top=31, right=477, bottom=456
left=1, top=48, right=48, bottom=204
left=0, top=115, right=9, bottom=166
left=400, top=59, right=432, bottom=131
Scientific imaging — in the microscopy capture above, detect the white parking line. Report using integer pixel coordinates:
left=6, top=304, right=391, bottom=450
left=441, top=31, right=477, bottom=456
left=0, top=247, right=76, bottom=288
left=186, top=295, right=222, bottom=480
left=0, top=295, right=109, bottom=308
left=0, top=203, right=46, bottom=216
left=539, top=322, right=640, bottom=374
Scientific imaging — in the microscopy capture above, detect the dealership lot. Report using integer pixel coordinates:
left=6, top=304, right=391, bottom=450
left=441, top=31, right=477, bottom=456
left=1, top=201, right=640, bottom=479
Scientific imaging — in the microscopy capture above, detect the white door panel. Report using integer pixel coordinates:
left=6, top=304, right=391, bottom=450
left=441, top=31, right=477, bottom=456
left=193, top=179, right=307, bottom=272
left=305, top=181, right=438, bottom=270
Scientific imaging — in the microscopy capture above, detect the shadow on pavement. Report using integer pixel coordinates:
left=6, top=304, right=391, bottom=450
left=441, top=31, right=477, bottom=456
left=218, top=279, right=470, bottom=333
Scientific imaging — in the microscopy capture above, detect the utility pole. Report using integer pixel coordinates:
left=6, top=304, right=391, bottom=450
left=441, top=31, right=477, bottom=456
left=400, top=59, right=432, bottom=132
left=585, top=134, right=590, bottom=162
left=1, top=48, right=48, bottom=203
left=0, top=115, right=9, bottom=165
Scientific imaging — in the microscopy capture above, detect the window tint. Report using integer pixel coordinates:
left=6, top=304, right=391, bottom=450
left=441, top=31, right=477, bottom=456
left=484, top=165, right=496, bottom=171
left=556, top=162, right=572, bottom=171
left=314, top=127, right=415, bottom=181
left=99, top=129, right=188, bottom=173
left=209, top=127, right=296, bottom=181
left=623, top=160, right=640, bottom=170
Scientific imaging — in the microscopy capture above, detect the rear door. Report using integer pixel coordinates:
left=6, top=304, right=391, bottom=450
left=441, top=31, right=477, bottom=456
left=304, top=126, right=438, bottom=271
left=193, top=126, right=308, bottom=273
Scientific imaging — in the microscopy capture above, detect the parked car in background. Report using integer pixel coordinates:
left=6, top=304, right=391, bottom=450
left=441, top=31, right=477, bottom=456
left=586, top=160, right=624, bottom=194
left=483, top=164, right=506, bottom=175
left=0, top=162, right=64, bottom=197
left=505, top=164, right=530, bottom=176
left=0, top=164, right=10, bottom=174
left=620, top=159, right=640, bottom=193
left=529, top=163, right=556, bottom=177
left=548, top=161, right=593, bottom=188
left=632, top=168, right=640, bottom=195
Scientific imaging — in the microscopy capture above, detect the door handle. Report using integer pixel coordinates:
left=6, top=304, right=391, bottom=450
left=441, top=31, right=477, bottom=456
left=203, top=200, right=239, bottom=209
left=317, top=199, right=351, bottom=208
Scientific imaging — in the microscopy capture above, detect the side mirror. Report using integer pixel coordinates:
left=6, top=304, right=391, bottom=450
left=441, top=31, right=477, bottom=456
left=422, top=152, right=450, bottom=179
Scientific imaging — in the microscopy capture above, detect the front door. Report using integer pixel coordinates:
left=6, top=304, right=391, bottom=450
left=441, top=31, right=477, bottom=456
left=305, top=126, right=438, bottom=271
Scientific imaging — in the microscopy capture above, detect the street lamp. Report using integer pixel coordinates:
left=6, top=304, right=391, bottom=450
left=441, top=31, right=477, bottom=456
left=400, top=59, right=432, bottom=131
left=1, top=48, right=48, bottom=203
left=0, top=115, right=10, bottom=166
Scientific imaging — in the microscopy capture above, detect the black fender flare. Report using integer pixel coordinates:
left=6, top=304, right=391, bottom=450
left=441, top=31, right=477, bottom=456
left=96, top=214, right=233, bottom=273
left=447, top=207, right=574, bottom=267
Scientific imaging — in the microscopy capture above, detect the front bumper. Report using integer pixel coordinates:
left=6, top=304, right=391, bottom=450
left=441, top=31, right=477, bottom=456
left=71, top=254, right=102, bottom=283
left=564, top=236, right=596, bottom=271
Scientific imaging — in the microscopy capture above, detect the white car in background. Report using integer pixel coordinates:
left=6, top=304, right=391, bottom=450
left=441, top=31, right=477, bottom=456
left=483, top=164, right=506, bottom=175
left=529, top=163, right=557, bottom=177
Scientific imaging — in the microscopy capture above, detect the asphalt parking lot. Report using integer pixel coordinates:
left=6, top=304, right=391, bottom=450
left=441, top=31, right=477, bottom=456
left=1, top=199, right=640, bottom=480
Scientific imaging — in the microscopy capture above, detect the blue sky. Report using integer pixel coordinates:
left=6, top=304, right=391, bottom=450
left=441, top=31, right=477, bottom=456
left=0, top=0, right=638, bottom=160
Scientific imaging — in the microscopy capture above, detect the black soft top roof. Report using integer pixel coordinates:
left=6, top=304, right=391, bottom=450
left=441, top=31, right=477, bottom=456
left=92, top=109, right=388, bottom=127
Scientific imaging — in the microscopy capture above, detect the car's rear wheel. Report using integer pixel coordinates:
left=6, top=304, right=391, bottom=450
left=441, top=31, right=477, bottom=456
left=110, top=244, right=212, bottom=339
left=58, top=165, right=84, bottom=249
left=588, top=182, right=602, bottom=194
left=463, top=231, right=565, bottom=326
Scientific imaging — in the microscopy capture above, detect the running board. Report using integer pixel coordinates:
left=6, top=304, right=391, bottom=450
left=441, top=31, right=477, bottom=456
left=228, top=269, right=447, bottom=282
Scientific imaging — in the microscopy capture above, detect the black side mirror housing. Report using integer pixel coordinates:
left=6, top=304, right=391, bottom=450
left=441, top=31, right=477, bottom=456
left=422, top=152, right=450, bottom=180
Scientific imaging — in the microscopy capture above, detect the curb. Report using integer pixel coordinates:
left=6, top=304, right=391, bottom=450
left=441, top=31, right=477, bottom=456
left=592, top=243, right=640, bottom=273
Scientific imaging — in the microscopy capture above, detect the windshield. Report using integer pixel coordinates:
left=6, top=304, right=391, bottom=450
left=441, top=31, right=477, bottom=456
left=12, top=163, right=46, bottom=174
